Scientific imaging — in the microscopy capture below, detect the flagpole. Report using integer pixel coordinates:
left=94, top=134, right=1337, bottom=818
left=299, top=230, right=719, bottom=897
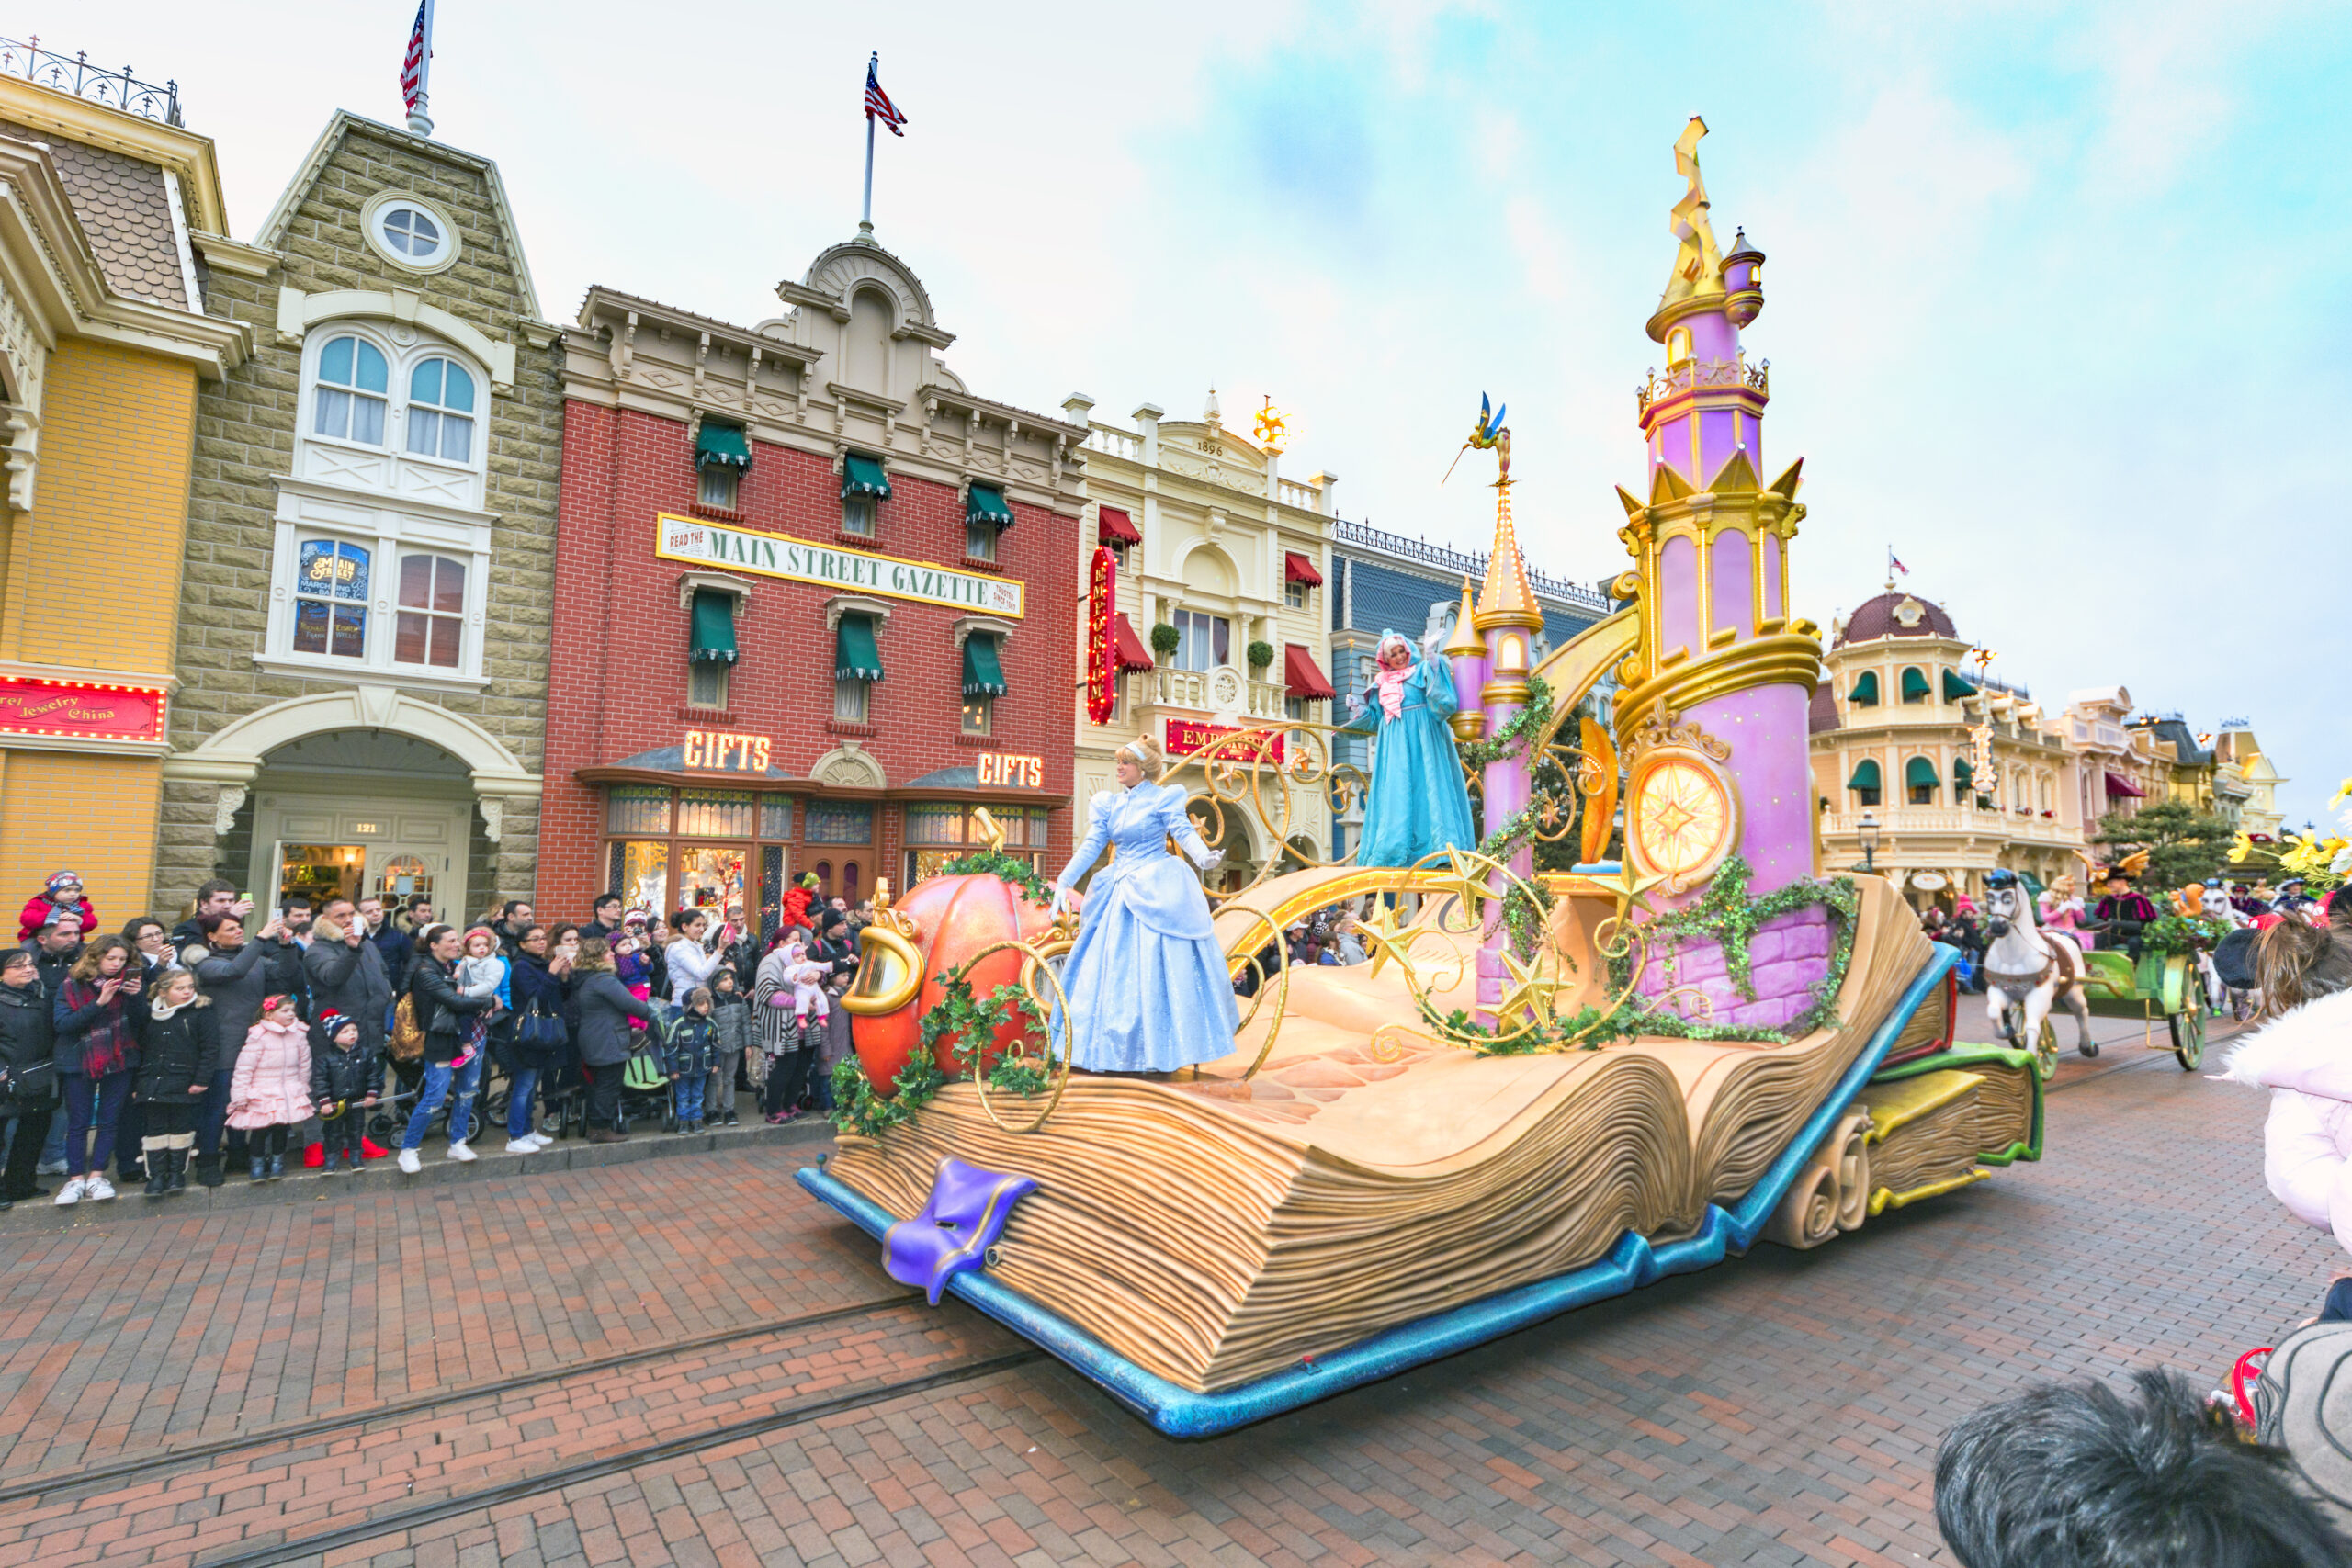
left=859, top=51, right=877, bottom=241
left=407, top=0, right=435, bottom=137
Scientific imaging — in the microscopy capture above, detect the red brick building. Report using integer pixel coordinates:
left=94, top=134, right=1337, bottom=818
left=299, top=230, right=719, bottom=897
left=540, top=240, right=1087, bottom=928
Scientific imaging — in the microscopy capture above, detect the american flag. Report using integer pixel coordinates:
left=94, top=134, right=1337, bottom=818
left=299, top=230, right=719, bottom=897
left=400, top=0, right=430, bottom=112
left=865, top=54, right=907, bottom=137
left=1888, top=548, right=1909, bottom=576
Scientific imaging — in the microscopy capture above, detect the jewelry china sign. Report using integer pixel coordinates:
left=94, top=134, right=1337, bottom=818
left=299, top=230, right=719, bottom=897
left=0, top=677, right=168, bottom=745
left=656, top=513, right=1024, bottom=617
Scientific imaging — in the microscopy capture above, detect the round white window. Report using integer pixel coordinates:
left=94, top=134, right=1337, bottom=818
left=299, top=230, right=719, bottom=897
left=363, top=195, right=461, bottom=275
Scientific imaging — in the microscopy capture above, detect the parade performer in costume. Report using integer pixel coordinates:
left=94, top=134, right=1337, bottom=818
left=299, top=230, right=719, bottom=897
left=1343, top=631, right=1476, bottom=869
left=2037, top=874, right=2087, bottom=944
left=1052, top=737, right=1239, bottom=1073
left=2091, top=857, right=2158, bottom=956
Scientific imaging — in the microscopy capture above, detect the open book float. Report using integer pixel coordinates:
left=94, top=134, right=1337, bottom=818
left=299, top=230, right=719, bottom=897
left=800, top=874, right=2040, bottom=1436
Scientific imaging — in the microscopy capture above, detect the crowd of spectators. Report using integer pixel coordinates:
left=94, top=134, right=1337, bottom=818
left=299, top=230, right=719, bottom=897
left=0, top=873, right=865, bottom=1205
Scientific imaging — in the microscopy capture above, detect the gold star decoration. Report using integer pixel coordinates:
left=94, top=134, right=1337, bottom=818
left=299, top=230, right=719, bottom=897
left=1429, top=845, right=1497, bottom=930
left=1496, top=949, right=1563, bottom=1032
left=1358, top=902, right=1413, bottom=981
left=1604, top=861, right=1669, bottom=924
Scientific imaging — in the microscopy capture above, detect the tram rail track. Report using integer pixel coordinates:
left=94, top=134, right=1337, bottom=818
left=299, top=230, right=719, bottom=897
left=0, top=1291, right=923, bottom=1508
left=192, top=1346, right=1046, bottom=1568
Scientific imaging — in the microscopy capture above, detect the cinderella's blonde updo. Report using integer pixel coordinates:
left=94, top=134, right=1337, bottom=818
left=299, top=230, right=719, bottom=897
left=1114, top=735, right=1164, bottom=773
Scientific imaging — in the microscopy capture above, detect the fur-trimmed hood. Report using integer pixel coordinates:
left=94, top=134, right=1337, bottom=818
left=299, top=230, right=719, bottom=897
left=2218, top=988, right=2352, bottom=1100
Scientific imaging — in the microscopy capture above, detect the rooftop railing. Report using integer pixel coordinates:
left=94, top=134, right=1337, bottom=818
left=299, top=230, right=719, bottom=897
left=0, top=37, right=180, bottom=125
left=1330, top=517, right=1613, bottom=612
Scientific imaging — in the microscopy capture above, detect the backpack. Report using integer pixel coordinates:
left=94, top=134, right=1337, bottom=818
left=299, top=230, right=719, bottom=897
left=389, top=992, right=425, bottom=1062
left=2251, top=1320, right=2352, bottom=1505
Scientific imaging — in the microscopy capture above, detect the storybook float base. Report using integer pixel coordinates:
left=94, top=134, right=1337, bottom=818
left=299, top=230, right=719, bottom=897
left=800, top=940, right=2037, bottom=1438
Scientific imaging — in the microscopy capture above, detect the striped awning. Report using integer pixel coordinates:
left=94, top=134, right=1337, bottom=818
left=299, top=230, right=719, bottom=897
left=1098, top=507, right=1141, bottom=546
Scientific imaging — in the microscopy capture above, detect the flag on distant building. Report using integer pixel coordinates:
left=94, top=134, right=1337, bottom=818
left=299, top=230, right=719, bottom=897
left=401, top=0, right=432, bottom=115
left=865, top=54, right=907, bottom=137
left=1887, top=549, right=1909, bottom=577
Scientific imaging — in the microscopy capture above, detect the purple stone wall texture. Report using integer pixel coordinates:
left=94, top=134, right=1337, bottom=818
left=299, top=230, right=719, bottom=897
left=1634, top=903, right=1833, bottom=1034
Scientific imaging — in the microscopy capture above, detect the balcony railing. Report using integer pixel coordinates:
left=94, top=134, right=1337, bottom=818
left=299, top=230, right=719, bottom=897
left=1822, top=807, right=2081, bottom=843
left=0, top=38, right=180, bottom=124
left=1275, top=477, right=1321, bottom=512
left=1329, top=517, right=1613, bottom=613
left=1137, top=665, right=1288, bottom=721
left=1082, top=423, right=1143, bottom=461
left=1635, top=355, right=1769, bottom=417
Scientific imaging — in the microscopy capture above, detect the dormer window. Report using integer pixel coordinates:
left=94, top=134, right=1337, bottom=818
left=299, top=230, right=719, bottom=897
left=405, top=358, right=475, bottom=463
left=314, top=335, right=389, bottom=445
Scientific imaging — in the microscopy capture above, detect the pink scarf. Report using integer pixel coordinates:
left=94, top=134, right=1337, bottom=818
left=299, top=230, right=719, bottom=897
left=1374, top=661, right=1412, bottom=719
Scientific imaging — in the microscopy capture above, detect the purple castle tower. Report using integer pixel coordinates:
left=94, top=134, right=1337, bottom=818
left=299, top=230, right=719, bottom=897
left=1611, top=119, right=1829, bottom=1032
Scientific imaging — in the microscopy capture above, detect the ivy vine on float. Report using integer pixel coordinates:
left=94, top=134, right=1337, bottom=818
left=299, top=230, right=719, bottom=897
left=830, top=959, right=1055, bottom=1139
left=933, top=849, right=1054, bottom=908
left=1603, top=855, right=1860, bottom=1043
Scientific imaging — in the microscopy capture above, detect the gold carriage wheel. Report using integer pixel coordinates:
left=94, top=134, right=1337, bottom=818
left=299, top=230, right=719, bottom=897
left=962, top=937, right=1079, bottom=1135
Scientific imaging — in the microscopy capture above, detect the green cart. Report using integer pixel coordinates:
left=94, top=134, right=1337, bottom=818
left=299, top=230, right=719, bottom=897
left=2076, top=944, right=2206, bottom=1070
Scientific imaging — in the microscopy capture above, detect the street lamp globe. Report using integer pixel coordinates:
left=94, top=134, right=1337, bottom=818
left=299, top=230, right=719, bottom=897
left=1858, top=809, right=1880, bottom=874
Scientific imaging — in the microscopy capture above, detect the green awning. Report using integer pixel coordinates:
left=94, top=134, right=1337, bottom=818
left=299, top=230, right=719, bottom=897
left=688, top=589, right=738, bottom=664
left=695, top=421, right=751, bottom=469
left=1942, top=669, right=1977, bottom=702
left=1906, top=756, right=1940, bottom=788
left=834, top=615, right=883, bottom=682
left=961, top=634, right=1005, bottom=697
left=842, top=453, right=890, bottom=499
left=1849, top=671, right=1879, bottom=705
left=1952, top=757, right=1974, bottom=788
left=1900, top=667, right=1933, bottom=702
left=2020, top=870, right=2046, bottom=898
left=967, top=483, right=1014, bottom=531
left=1848, top=760, right=1882, bottom=792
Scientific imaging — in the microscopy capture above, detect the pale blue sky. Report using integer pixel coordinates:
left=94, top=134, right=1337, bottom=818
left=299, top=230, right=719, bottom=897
left=67, top=0, right=2352, bottom=825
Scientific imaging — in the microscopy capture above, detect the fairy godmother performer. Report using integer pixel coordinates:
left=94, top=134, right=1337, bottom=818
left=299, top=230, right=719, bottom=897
left=1050, top=735, right=1240, bottom=1073
left=1342, top=630, right=1477, bottom=868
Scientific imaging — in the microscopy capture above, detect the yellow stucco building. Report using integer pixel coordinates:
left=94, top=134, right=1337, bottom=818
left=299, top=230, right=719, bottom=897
left=0, top=57, right=248, bottom=919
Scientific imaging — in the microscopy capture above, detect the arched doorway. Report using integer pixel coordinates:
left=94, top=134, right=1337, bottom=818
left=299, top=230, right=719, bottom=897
left=248, top=729, right=476, bottom=922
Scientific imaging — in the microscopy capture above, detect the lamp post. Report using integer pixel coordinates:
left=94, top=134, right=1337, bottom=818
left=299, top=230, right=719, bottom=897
left=1859, top=809, right=1880, bottom=875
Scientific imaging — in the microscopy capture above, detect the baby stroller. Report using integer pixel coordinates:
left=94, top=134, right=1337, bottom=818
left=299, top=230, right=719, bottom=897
left=614, top=1004, right=681, bottom=1134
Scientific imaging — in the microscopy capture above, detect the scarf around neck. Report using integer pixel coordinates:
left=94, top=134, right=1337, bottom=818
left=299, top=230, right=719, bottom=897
left=1374, top=660, right=1413, bottom=719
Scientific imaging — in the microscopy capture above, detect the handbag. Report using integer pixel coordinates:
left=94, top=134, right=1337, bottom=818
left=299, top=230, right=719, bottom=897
left=515, top=1002, right=567, bottom=1055
left=621, top=1044, right=668, bottom=1093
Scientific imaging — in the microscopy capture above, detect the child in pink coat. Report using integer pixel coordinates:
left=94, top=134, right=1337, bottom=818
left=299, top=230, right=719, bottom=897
left=228, top=994, right=313, bottom=1182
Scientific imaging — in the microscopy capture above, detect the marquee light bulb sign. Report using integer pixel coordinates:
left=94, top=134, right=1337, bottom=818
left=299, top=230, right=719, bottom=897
left=1084, top=545, right=1117, bottom=726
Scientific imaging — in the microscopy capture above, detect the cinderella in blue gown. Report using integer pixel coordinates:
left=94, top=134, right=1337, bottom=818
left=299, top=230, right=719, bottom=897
left=1342, top=632, right=1477, bottom=868
left=1052, top=767, right=1239, bottom=1073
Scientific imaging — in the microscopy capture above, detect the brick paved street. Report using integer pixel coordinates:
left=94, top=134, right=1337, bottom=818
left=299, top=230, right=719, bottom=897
left=0, top=1010, right=2330, bottom=1568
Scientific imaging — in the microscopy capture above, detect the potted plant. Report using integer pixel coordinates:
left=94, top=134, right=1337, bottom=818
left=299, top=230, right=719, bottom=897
left=1148, top=623, right=1181, bottom=661
left=1247, top=639, right=1275, bottom=672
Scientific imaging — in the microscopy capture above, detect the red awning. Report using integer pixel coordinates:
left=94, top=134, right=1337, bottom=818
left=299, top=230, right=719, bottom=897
left=1283, top=643, right=1334, bottom=700
left=1098, top=506, right=1141, bottom=546
left=2103, top=771, right=2146, bottom=798
left=1112, top=614, right=1154, bottom=672
left=1283, top=550, right=1324, bottom=586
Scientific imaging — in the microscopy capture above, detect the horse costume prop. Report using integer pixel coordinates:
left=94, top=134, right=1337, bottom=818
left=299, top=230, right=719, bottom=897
left=1983, top=868, right=2096, bottom=1064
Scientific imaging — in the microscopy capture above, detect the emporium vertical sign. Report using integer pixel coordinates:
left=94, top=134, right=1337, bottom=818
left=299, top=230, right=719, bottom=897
left=1084, top=546, right=1116, bottom=725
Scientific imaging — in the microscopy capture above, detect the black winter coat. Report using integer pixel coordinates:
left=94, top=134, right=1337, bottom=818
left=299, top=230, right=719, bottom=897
left=305, top=933, right=392, bottom=1053
left=0, top=981, right=54, bottom=1109
left=134, top=1005, right=221, bottom=1104
left=573, top=971, right=655, bottom=1067
left=193, top=940, right=276, bottom=1046
left=406, top=957, right=490, bottom=1066
left=507, top=950, right=574, bottom=1067
left=310, top=1033, right=377, bottom=1109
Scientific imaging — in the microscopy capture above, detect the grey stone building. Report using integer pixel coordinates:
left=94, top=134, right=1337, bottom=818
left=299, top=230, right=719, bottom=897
left=158, top=111, right=558, bottom=921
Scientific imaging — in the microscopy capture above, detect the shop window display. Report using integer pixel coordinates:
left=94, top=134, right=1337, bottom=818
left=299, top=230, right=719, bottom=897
left=601, top=787, right=803, bottom=934
left=905, top=806, right=1050, bottom=887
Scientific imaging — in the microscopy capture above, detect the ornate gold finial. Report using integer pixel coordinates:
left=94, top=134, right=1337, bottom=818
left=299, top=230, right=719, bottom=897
left=1253, top=396, right=1287, bottom=452
left=1663, top=117, right=1724, bottom=307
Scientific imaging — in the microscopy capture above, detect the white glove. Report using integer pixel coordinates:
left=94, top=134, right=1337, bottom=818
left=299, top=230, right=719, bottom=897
left=1051, top=884, right=1069, bottom=919
left=1346, top=691, right=1364, bottom=717
left=1193, top=847, right=1224, bottom=872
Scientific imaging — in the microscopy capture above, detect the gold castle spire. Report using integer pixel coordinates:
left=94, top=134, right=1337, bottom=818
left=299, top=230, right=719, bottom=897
left=1475, top=475, right=1541, bottom=630
left=1658, top=116, right=1725, bottom=313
